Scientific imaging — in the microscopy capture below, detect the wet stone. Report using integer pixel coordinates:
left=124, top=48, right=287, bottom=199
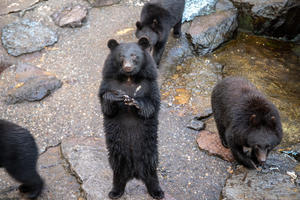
left=51, top=4, right=88, bottom=28
left=231, top=0, right=300, bottom=40
left=186, top=0, right=238, bottom=55
left=1, top=19, right=58, bottom=56
left=222, top=152, right=300, bottom=200
left=86, top=0, right=121, bottom=7
left=187, top=118, right=205, bottom=131
left=5, top=63, right=62, bottom=104
left=197, top=130, right=234, bottom=162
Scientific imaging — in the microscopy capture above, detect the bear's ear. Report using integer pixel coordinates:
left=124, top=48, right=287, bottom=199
left=269, top=116, right=277, bottom=128
left=107, top=39, right=119, bottom=50
left=151, top=19, right=158, bottom=30
left=136, top=21, right=142, bottom=30
left=138, top=37, right=150, bottom=50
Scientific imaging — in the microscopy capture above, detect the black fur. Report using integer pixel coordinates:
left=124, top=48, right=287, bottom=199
left=99, top=38, right=164, bottom=199
left=0, top=120, right=43, bottom=199
left=211, top=77, right=283, bottom=169
left=135, top=0, right=185, bottom=65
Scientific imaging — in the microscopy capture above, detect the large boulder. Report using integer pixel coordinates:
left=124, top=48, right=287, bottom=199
left=231, top=0, right=300, bottom=41
left=1, top=19, right=58, bottom=56
left=186, top=0, right=238, bottom=55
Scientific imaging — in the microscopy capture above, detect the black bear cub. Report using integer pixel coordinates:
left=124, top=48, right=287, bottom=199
left=135, top=0, right=185, bottom=65
left=99, top=37, right=164, bottom=199
left=0, top=119, right=43, bottom=199
left=211, top=77, right=283, bottom=169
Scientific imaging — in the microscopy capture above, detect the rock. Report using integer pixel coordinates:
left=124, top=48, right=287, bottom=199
left=61, top=137, right=110, bottom=200
left=86, top=0, right=121, bottom=7
left=0, top=56, right=15, bottom=75
left=186, top=0, right=238, bottom=55
left=1, top=19, right=58, bottom=56
left=197, top=130, right=234, bottom=162
left=5, top=63, right=62, bottom=104
left=187, top=118, right=205, bottom=131
left=182, top=0, right=218, bottom=22
left=0, top=0, right=40, bottom=15
left=51, top=4, right=88, bottom=28
left=231, top=0, right=300, bottom=41
left=222, top=152, right=300, bottom=200
left=61, top=136, right=176, bottom=200
left=0, top=146, right=81, bottom=199
left=195, top=108, right=213, bottom=120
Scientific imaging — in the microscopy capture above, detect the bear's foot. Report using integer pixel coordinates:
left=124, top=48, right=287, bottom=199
left=19, top=184, right=30, bottom=193
left=19, top=183, right=43, bottom=199
left=173, top=32, right=181, bottom=39
left=149, top=189, right=165, bottom=200
left=221, top=139, right=229, bottom=148
left=108, top=190, right=124, bottom=199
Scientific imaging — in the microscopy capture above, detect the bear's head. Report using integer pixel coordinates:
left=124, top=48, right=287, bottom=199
left=107, top=37, right=151, bottom=76
left=245, top=114, right=282, bottom=165
left=135, top=20, right=159, bottom=47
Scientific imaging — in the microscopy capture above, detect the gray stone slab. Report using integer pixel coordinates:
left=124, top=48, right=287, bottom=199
left=1, top=19, right=58, bottom=56
left=4, top=63, right=62, bottom=104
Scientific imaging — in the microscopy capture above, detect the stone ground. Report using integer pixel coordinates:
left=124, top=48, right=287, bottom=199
left=0, top=0, right=299, bottom=200
left=0, top=0, right=230, bottom=199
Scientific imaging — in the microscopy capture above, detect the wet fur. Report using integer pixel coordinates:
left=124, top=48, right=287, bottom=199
left=0, top=120, right=43, bottom=199
left=211, top=77, right=282, bottom=169
left=99, top=40, right=164, bottom=199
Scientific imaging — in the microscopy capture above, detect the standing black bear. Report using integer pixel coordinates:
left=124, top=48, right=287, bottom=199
left=98, top=37, right=164, bottom=199
left=0, top=119, right=43, bottom=199
left=211, top=77, right=283, bottom=169
left=135, top=0, right=185, bottom=65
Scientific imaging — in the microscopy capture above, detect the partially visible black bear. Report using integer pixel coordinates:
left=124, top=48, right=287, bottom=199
left=135, top=0, right=185, bottom=65
left=211, top=77, right=283, bottom=169
left=0, top=119, right=43, bottom=199
left=99, top=37, right=164, bottom=199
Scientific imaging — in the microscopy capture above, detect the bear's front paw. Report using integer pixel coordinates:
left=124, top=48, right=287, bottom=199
left=123, top=95, right=140, bottom=109
left=108, top=190, right=124, bottom=199
left=149, top=189, right=165, bottom=200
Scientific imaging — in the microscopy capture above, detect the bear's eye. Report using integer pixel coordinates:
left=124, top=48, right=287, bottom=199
left=119, top=55, right=125, bottom=60
left=131, top=54, right=137, bottom=59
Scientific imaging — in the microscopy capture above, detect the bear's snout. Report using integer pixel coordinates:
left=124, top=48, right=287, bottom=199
left=123, top=61, right=134, bottom=72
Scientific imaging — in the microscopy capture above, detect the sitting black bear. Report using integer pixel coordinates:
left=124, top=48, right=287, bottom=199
left=135, top=0, right=185, bottom=65
left=211, top=77, right=283, bottom=169
left=0, top=119, right=43, bottom=199
left=99, top=37, right=164, bottom=199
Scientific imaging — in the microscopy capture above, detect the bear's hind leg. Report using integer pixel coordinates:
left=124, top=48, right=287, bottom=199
left=12, top=170, right=43, bottom=199
left=173, top=20, right=182, bottom=38
left=109, top=168, right=130, bottom=199
left=143, top=171, right=164, bottom=200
